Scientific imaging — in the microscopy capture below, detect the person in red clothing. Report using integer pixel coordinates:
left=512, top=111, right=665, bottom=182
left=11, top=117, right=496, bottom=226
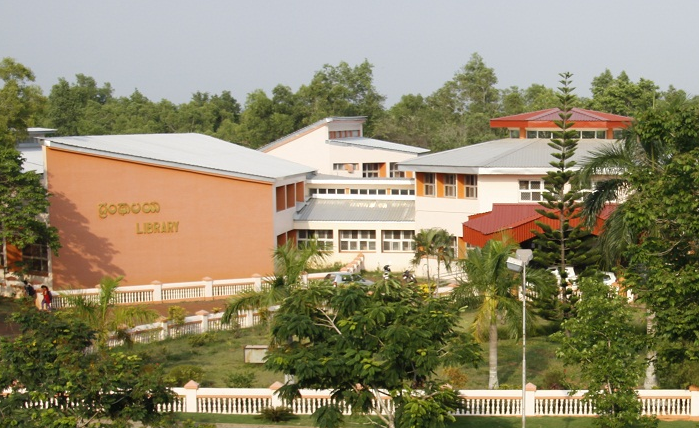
left=40, top=285, right=52, bottom=311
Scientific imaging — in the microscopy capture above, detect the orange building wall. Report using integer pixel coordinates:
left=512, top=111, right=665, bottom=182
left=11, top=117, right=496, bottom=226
left=45, top=148, right=275, bottom=288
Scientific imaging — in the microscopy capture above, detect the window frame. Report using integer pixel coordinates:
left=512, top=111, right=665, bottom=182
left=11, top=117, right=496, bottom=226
left=339, top=230, right=376, bottom=252
left=382, top=230, right=416, bottom=252
left=423, top=173, right=435, bottom=196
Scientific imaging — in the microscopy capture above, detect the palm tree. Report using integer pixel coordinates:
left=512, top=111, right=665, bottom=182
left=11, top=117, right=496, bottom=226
left=61, top=275, right=160, bottom=349
left=412, top=228, right=454, bottom=295
left=578, top=114, right=674, bottom=389
left=450, top=239, right=521, bottom=389
left=222, top=239, right=329, bottom=326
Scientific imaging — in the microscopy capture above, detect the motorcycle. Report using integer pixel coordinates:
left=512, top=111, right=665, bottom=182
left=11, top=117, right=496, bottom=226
left=402, top=270, right=416, bottom=283
left=383, top=264, right=391, bottom=280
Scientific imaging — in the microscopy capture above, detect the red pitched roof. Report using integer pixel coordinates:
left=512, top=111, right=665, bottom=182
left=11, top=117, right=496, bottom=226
left=462, top=203, right=618, bottom=248
left=490, top=108, right=633, bottom=130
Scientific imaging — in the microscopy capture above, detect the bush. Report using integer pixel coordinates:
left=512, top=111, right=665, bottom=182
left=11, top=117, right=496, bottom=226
left=256, top=406, right=297, bottom=423
left=166, top=364, right=205, bottom=386
left=541, top=366, right=570, bottom=390
left=443, top=367, right=468, bottom=389
left=188, top=332, right=219, bottom=347
left=168, top=306, right=187, bottom=325
left=224, top=370, right=256, bottom=388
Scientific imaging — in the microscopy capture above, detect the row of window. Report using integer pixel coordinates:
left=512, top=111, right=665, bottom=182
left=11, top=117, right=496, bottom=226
left=509, top=130, right=623, bottom=140
left=309, top=188, right=415, bottom=196
left=298, top=230, right=416, bottom=252
left=329, top=130, right=361, bottom=139
left=332, top=162, right=406, bottom=178
left=422, top=173, right=478, bottom=198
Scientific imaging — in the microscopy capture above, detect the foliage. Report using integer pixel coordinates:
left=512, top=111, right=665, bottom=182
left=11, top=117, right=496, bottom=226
left=166, top=364, right=205, bottom=387
left=265, top=278, right=481, bottom=427
left=586, top=69, right=660, bottom=117
left=551, top=279, right=657, bottom=428
left=188, top=331, right=219, bottom=347
left=0, top=303, right=174, bottom=427
left=224, top=370, right=256, bottom=388
left=256, top=406, right=298, bottom=423
left=394, top=382, right=463, bottom=428
left=412, top=227, right=454, bottom=292
left=0, top=57, right=46, bottom=148
left=168, top=305, right=187, bottom=326
left=60, top=275, right=160, bottom=348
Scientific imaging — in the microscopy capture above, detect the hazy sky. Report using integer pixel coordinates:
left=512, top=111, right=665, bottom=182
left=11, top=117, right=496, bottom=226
left=3, top=0, right=698, bottom=108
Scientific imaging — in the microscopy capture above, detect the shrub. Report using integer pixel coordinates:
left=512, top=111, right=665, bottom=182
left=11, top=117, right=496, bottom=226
left=443, top=367, right=468, bottom=389
left=166, top=364, right=205, bottom=386
left=188, top=332, right=219, bottom=347
left=168, top=306, right=187, bottom=325
left=256, top=406, right=297, bottom=423
left=224, top=370, right=256, bottom=388
left=541, top=366, right=570, bottom=390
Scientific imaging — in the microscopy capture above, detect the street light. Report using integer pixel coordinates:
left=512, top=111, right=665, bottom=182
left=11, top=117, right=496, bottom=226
left=506, top=249, right=533, bottom=429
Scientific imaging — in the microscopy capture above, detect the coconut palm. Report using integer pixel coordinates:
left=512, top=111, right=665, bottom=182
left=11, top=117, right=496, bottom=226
left=60, top=275, right=160, bottom=349
left=451, top=239, right=521, bottom=389
left=411, top=228, right=454, bottom=295
left=222, top=239, right=329, bottom=326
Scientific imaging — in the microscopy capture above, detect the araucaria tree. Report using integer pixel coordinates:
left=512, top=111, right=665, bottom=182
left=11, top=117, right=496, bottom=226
left=552, top=278, right=657, bottom=428
left=532, top=72, right=597, bottom=313
left=265, top=278, right=481, bottom=428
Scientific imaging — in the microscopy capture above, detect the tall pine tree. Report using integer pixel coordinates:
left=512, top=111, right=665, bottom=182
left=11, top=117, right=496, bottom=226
left=532, top=72, right=598, bottom=319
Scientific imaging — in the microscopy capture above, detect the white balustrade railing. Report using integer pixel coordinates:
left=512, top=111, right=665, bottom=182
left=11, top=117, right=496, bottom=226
left=157, top=382, right=699, bottom=419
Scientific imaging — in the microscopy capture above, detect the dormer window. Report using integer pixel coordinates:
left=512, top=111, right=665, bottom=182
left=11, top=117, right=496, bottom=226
left=329, top=130, right=360, bottom=139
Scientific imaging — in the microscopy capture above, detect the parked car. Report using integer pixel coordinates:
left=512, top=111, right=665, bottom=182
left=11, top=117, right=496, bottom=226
left=324, top=272, right=374, bottom=287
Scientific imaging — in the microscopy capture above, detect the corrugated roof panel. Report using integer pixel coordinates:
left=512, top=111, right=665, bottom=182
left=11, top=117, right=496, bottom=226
left=45, top=133, right=315, bottom=182
left=295, top=199, right=414, bottom=222
left=492, top=108, right=632, bottom=123
left=328, top=137, right=429, bottom=154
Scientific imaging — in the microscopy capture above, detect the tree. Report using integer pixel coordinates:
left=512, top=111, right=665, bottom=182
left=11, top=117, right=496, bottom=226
left=588, top=69, right=659, bottom=117
left=532, top=72, right=598, bottom=300
left=0, top=303, right=174, bottom=427
left=0, top=59, right=60, bottom=276
left=265, top=278, right=481, bottom=428
left=44, top=74, right=113, bottom=135
left=0, top=58, right=46, bottom=148
left=221, top=240, right=328, bottom=326
left=551, top=278, right=657, bottom=428
left=411, top=227, right=454, bottom=294
left=60, top=275, right=160, bottom=349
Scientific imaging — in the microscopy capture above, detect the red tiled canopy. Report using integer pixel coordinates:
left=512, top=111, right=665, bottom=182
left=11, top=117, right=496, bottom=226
left=490, top=108, right=633, bottom=130
left=462, top=203, right=617, bottom=248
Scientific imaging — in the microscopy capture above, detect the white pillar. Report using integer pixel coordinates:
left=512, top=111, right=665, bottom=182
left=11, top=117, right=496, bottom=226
left=151, top=280, right=163, bottom=302
left=183, top=380, right=200, bottom=413
left=269, top=381, right=284, bottom=408
left=202, top=277, right=213, bottom=299
left=525, top=383, right=537, bottom=416
left=252, top=273, right=262, bottom=292
left=690, top=385, right=699, bottom=418
left=196, top=310, right=209, bottom=333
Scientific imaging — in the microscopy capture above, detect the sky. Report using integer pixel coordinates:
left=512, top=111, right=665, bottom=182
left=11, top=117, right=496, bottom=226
left=2, top=0, right=698, bottom=109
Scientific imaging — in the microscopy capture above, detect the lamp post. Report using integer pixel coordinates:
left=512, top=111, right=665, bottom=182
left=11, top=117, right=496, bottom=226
left=506, top=249, right=533, bottom=429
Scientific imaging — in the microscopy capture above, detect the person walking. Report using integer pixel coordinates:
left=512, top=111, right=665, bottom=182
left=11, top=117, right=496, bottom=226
left=40, top=285, right=52, bottom=311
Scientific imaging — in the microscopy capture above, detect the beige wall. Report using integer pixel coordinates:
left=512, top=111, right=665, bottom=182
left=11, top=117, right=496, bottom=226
left=45, top=148, right=276, bottom=288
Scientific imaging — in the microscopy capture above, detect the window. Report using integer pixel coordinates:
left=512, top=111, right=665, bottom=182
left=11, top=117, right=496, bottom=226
left=391, top=189, right=415, bottom=196
left=443, top=174, right=456, bottom=197
left=509, top=130, right=520, bottom=138
left=333, top=163, right=358, bottom=172
left=362, top=163, right=381, bottom=178
left=22, top=243, right=49, bottom=274
left=298, top=230, right=334, bottom=250
left=340, top=230, right=376, bottom=252
left=423, top=173, right=435, bottom=196
left=520, top=180, right=544, bottom=201
left=613, top=129, right=623, bottom=140
left=309, top=188, right=345, bottom=195
left=329, top=130, right=360, bottom=139
left=526, top=131, right=537, bottom=139
left=382, top=230, right=415, bottom=252
left=390, top=162, right=405, bottom=178
left=464, top=174, right=478, bottom=198
left=537, top=131, right=553, bottom=139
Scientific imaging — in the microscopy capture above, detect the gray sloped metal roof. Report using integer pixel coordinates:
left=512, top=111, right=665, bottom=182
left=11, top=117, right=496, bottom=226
left=328, top=137, right=429, bottom=154
left=258, top=116, right=367, bottom=152
left=45, top=133, right=315, bottom=182
left=399, top=138, right=616, bottom=174
left=295, top=199, right=414, bottom=222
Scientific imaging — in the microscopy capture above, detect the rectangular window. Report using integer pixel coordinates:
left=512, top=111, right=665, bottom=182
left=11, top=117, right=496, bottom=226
left=464, top=174, right=478, bottom=198
left=520, top=180, right=543, bottom=201
left=339, top=230, right=376, bottom=252
left=333, top=163, right=358, bottom=172
left=362, top=163, right=381, bottom=178
left=329, top=130, right=360, bottom=139
left=596, top=130, right=606, bottom=139
left=423, top=173, right=435, bottom=196
left=382, top=230, right=415, bottom=252
left=581, top=130, right=596, bottom=139
left=390, top=162, right=405, bottom=178
left=537, top=131, right=553, bottom=139
left=613, top=129, right=623, bottom=140
left=22, top=243, right=49, bottom=274
left=526, top=131, right=537, bottom=139
left=298, top=230, right=334, bottom=251
left=443, top=174, right=456, bottom=197
left=509, top=130, right=520, bottom=138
